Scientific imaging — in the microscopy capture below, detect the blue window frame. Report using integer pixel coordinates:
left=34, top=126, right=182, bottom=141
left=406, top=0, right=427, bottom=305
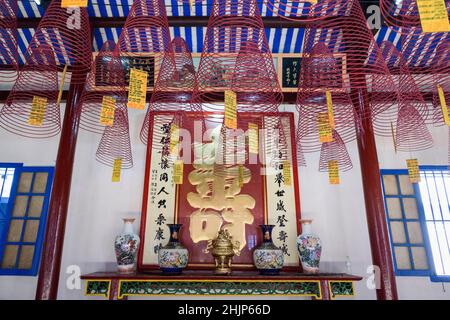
left=0, top=164, right=54, bottom=276
left=381, top=166, right=450, bottom=281
left=416, top=166, right=450, bottom=282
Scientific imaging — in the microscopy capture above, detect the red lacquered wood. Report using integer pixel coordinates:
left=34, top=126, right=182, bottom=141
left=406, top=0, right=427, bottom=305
left=35, top=68, right=87, bottom=300
left=350, top=82, right=398, bottom=300
left=81, top=270, right=363, bottom=282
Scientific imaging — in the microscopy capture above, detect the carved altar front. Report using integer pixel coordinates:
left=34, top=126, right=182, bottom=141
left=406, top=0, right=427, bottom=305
left=81, top=271, right=362, bottom=300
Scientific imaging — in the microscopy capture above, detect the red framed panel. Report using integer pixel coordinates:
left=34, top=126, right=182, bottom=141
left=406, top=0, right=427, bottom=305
left=138, top=111, right=302, bottom=272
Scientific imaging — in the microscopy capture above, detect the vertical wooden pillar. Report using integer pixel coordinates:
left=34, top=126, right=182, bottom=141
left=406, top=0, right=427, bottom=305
left=350, top=84, right=398, bottom=300
left=35, top=68, right=87, bottom=300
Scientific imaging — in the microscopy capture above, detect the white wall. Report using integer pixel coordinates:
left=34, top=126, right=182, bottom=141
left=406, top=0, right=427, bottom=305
left=0, top=103, right=449, bottom=300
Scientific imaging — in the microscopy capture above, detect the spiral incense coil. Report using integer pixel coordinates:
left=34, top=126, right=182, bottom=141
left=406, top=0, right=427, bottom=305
left=79, top=41, right=128, bottom=134
left=140, top=37, right=196, bottom=145
left=430, top=42, right=449, bottom=126
left=0, top=0, right=18, bottom=84
left=115, top=0, right=171, bottom=70
left=264, top=0, right=353, bottom=22
left=373, top=41, right=432, bottom=140
left=0, top=44, right=60, bottom=138
left=380, top=0, right=450, bottom=30
left=191, top=0, right=284, bottom=126
left=25, top=0, right=92, bottom=84
left=395, top=104, right=434, bottom=152
left=318, top=129, right=352, bottom=172
left=296, top=42, right=358, bottom=153
left=96, top=108, right=133, bottom=169
left=290, top=0, right=398, bottom=147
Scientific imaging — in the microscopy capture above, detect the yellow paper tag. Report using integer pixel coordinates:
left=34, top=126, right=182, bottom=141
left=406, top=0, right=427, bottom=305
left=29, top=96, right=47, bottom=126
left=127, top=68, right=148, bottom=110
left=56, top=65, right=68, bottom=106
left=248, top=122, right=259, bottom=154
left=317, top=112, right=333, bottom=143
left=224, top=90, right=237, bottom=129
left=173, top=160, right=184, bottom=184
left=61, top=0, right=88, bottom=7
left=100, top=96, right=116, bottom=126
left=328, top=160, right=340, bottom=185
left=438, top=85, right=450, bottom=126
left=417, top=0, right=450, bottom=33
left=238, top=165, right=244, bottom=188
left=112, top=158, right=122, bottom=182
left=283, top=160, right=291, bottom=186
left=170, top=123, right=180, bottom=155
left=326, top=90, right=335, bottom=129
left=407, top=159, right=421, bottom=183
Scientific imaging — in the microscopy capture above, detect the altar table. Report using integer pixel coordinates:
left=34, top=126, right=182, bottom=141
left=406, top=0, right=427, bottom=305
left=81, top=271, right=363, bottom=300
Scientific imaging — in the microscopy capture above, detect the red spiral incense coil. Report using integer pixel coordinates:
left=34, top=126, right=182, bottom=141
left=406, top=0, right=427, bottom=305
left=0, top=44, right=60, bottom=138
left=79, top=41, right=128, bottom=134
left=318, top=129, right=353, bottom=172
left=395, top=104, right=433, bottom=151
left=290, top=1, right=397, bottom=139
left=96, top=108, right=133, bottom=169
left=140, top=37, right=196, bottom=145
left=191, top=0, right=283, bottom=125
left=115, top=0, right=171, bottom=69
left=0, top=0, right=18, bottom=84
left=26, top=0, right=92, bottom=83
left=374, top=40, right=433, bottom=151
left=295, top=42, right=357, bottom=153
left=264, top=0, right=353, bottom=22
left=429, top=42, right=449, bottom=126
left=380, top=0, right=450, bottom=30
left=191, top=0, right=286, bottom=167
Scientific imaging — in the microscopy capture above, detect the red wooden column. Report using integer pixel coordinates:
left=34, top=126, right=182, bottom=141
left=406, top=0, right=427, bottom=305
left=35, top=67, right=87, bottom=300
left=350, top=82, right=398, bottom=300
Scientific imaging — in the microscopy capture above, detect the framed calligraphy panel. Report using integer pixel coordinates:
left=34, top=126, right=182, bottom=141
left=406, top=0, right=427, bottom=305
left=138, top=111, right=302, bottom=271
left=91, top=53, right=157, bottom=91
left=279, top=53, right=348, bottom=93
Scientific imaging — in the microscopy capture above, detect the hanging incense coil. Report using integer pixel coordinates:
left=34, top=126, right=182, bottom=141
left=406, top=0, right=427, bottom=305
left=96, top=108, right=133, bottom=169
left=140, top=37, right=196, bottom=145
left=290, top=0, right=397, bottom=143
left=191, top=0, right=286, bottom=166
left=376, top=41, right=434, bottom=147
left=318, top=129, right=353, bottom=172
left=191, top=0, right=283, bottom=123
left=26, top=0, right=92, bottom=83
left=430, top=42, right=450, bottom=126
left=0, top=44, right=60, bottom=138
left=79, top=41, right=128, bottom=134
left=296, top=42, right=358, bottom=153
left=0, top=0, right=18, bottom=84
left=395, top=104, right=433, bottom=152
left=115, top=0, right=171, bottom=71
left=264, top=0, right=353, bottom=22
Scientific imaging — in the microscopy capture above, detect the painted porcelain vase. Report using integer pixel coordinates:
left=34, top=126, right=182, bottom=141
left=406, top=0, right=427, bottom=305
left=114, top=218, right=140, bottom=274
left=296, top=219, right=322, bottom=274
left=158, top=224, right=189, bottom=274
left=253, top=224, right=284, bottom=275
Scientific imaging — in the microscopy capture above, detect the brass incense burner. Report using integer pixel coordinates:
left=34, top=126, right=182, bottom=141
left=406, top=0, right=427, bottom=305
left=204, top=230, right=240, bottom=275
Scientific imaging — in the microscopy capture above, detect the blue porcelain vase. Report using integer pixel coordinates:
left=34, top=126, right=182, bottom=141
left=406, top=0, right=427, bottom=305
left=158, top=224, right=189, bottom=274
left=114, top=218, right=140, bottom=274
left=253, top=224, right=284, bottom=275
left=296, top=219, right=322, bottom=274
